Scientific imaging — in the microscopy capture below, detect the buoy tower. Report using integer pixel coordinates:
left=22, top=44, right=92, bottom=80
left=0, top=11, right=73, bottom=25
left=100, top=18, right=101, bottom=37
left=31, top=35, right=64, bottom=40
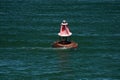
left=52, top=20, right=78, bottom=49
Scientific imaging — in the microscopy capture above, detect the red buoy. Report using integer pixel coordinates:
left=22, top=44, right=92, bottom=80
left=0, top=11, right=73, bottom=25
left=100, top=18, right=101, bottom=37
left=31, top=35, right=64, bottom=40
left=52, top=20, right=78, bottom=49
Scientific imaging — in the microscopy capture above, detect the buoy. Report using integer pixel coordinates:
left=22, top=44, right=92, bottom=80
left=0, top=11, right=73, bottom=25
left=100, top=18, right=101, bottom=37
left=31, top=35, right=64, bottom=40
left=52, top=20, right=78, bottom=49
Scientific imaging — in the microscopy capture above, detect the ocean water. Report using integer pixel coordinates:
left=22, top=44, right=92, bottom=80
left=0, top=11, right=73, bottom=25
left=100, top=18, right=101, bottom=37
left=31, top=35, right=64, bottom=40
left=0, top=0, right=120, bottom=80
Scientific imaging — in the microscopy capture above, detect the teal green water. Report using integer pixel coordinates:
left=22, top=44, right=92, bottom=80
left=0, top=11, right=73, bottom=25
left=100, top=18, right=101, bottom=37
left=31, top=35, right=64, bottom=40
left=0, top=0, right=120, bottom=80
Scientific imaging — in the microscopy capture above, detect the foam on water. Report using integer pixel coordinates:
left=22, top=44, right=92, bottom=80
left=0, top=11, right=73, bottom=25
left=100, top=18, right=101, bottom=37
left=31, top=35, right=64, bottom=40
left=0, top=47, right=71, bottom=51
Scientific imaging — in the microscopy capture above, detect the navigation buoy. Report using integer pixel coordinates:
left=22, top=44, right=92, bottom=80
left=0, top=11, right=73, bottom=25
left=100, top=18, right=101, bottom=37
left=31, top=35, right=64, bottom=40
left=52, top=20, right=78, bottom=49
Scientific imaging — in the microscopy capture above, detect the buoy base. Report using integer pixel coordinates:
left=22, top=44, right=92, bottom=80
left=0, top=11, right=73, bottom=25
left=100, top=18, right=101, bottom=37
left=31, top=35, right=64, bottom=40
left=52, top=41, right=78, bottom=49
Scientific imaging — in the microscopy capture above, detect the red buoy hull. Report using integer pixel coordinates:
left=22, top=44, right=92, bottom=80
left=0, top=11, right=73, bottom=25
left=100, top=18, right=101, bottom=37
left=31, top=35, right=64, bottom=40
left=52, top=41, right=78, bottom=49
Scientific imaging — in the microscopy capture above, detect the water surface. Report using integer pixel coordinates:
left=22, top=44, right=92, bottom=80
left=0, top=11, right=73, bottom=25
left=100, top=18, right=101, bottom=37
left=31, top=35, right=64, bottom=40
left=0, top=0, right=120, bottom=80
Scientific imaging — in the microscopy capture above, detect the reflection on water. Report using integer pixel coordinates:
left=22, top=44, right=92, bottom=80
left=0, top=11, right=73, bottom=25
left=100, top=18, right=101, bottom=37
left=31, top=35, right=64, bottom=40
left=58, top=51, right=70, bottom=70
left=55, top=50, right=75, bottom=79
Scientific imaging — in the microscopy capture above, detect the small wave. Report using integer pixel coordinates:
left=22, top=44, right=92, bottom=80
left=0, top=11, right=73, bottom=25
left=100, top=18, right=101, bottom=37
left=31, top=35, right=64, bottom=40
left=0, top=47, right=70, bottom=51
left=76, top=33, right=99, bottom=36
left=34, top=13, right=61, bottom=16
left=76, top=33, right=120, bottom=37
left=0, top=12, right=8, bottom=15
left=79, top=78, right=114, bottom=80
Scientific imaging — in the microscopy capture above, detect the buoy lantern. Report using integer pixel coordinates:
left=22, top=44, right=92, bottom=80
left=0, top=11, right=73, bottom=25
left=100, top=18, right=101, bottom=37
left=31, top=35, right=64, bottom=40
left=52, top=20, right=78, bottom=49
